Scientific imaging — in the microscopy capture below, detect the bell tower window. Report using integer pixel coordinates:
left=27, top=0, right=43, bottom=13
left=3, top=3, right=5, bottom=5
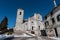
left=20, top=12, right=22, bottom=15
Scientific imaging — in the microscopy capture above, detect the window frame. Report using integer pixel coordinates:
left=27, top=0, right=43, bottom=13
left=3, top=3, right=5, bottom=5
left=57, top=14, right=60, bottom=22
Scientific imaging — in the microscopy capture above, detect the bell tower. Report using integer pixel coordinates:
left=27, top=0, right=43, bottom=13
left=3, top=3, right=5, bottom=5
left=14, top=8, right=24, bottom=31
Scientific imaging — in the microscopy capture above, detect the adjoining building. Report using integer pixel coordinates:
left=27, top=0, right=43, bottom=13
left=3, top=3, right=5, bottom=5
left=44, top=5, right=60, bottom=37
left=14, top=8, right=46, bottom=36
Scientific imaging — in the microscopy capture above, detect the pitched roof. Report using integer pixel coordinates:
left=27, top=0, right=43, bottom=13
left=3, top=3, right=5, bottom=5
left=44, top=4, right=60, bottom=19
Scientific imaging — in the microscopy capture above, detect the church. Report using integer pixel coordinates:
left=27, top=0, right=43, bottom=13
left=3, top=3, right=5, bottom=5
left=14, top=8, right=46, bottom=36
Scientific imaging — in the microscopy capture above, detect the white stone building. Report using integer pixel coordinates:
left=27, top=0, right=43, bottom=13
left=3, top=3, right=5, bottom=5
left=44, top=0, right=60, bottom=37
left=44, top=5, right=60, bottom=37
left=14, top=8, right=46, bottom=36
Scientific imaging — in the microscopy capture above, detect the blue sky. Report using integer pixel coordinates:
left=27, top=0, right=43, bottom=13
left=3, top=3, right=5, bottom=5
left=0, top=0, right=60, bottom=28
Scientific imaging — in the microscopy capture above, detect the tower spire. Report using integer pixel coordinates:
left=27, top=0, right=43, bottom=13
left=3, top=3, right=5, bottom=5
left=53, top=0, right=57, bottom=7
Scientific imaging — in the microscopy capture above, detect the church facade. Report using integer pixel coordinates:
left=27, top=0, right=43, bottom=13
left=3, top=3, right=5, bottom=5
left=14, top=8, right=46, bottom=36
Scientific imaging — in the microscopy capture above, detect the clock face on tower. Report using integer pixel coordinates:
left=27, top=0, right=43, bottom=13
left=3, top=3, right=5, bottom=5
left=19, top=12, right=22, bottom=15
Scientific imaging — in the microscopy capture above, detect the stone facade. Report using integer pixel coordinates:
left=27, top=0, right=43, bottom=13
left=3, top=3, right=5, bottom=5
left=14, top=9, right=24, bottom=31
left=44, top=5, right=60, bottom=37
left=14, top=8, right=45, bottom=35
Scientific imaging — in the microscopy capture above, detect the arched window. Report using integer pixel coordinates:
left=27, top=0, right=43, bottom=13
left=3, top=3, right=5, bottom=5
left=57, top=14, right=60, bottom=21
left=19, top=12, right=22, bottom=15
left=32, top=26, right=33, bottom=30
